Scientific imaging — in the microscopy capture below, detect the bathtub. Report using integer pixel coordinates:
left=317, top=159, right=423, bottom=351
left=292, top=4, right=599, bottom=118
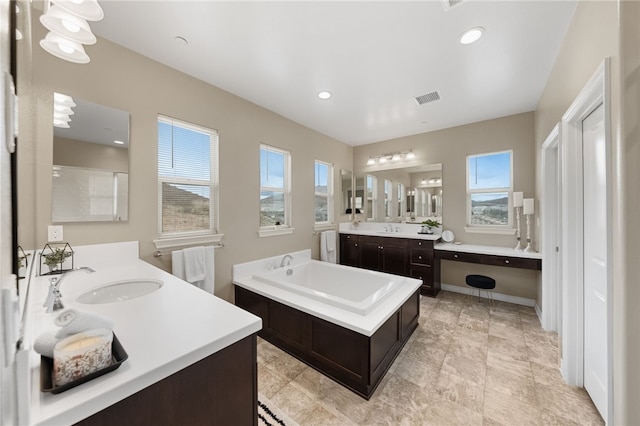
left=233, top=250, right=421, bottom=399
left=252, top=260, right=402, bottom=315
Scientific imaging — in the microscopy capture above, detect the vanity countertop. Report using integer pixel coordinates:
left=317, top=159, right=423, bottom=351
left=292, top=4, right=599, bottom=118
left=25, top=255, right=261, bottom=425
left=338, top=226, right=441, bottom=241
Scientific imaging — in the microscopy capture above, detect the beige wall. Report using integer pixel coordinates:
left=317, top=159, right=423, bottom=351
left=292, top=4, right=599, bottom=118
left=53, top=137, right=128, bottom=171
left=354, top=112, right=537, bottom=299
left=18, top=22, right=352, bottom=302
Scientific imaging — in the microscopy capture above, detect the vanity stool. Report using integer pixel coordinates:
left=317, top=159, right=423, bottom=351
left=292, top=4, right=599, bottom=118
left=465, top=274, right=495, bottom=308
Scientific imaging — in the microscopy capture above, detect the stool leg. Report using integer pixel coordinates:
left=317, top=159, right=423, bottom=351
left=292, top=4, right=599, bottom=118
left=487, top=290, right=495, bottom=309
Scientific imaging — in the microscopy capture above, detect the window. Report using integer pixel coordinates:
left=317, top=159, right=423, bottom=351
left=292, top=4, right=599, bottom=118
left=366, top=174, right=377, bottom=220
left=157, top=115, right=218, bottom=240
left=384, top=179, right=392, bottom=219
left=397, top=183, right=405, bottom=218
left=260, top=144, right=291, bottom=231
left=314, top=160, right=333, bottom=224
left=466, top=150, right=512, bottom=228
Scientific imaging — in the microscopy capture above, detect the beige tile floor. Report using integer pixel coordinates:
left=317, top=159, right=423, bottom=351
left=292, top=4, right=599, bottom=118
left=257, top=290, right=604, bottom=425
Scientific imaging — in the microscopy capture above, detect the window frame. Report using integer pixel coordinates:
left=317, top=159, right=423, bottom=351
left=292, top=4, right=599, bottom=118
left=397, top=182, right=405, bottom=219
left=366, top=174, right=377, bottom=220
left=258, top=144, right=293, bottom=237
left=154, top=115, right=221, bottom=249
left=465, top=150, right=514, bottom=233
left=384, top=179, right=392, bottom=219
left=313, top=159, right=334, bottom=226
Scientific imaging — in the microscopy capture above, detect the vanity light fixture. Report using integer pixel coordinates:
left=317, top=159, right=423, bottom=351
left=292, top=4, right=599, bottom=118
left=114, top=140, right=125, bottom=145
left=53, top=92, right=75, bottom=128
left=459, top=27, right=484, bottom=45
left=317, top=91, right=332, bottom=100
left=365, top=149, right=417, bottom=165
left=39, top=0, right=104, bottom=64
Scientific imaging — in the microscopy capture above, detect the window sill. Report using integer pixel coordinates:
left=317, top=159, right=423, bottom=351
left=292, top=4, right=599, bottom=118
left=153, top=233, right=224, bottom=249
left=258, top=227, right=295, bottom=238
left=313, top=223, right=336, bottom=232
left=464, top=227, right=516, bottom=236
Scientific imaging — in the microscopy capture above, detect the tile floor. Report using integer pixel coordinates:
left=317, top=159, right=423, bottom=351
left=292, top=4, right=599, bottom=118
left=257, top=290, right=604, bottom=425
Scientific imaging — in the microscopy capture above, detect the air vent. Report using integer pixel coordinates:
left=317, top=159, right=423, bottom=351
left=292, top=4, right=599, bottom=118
left=442, top=0, right=465, bottom=11
left=415, top=91, right=441, bottom=105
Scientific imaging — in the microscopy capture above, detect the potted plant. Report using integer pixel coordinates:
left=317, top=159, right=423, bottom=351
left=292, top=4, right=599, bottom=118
left=43, top=248, right=72, bottom=272
left=421, top=219, right=441, bottom=234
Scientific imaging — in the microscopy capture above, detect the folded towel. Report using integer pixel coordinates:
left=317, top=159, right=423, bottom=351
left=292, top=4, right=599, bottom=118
left=33, top=329, right=58, bottom=358
left=54, top=309, right=114, bottom=339
left=183, top=246, right=206, bottom=283
left=320, top=231, right=337, bottom=263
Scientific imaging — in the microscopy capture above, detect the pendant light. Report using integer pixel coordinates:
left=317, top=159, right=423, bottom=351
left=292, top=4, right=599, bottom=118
left=40, top=31, right=90, bottom=64
left=51, top=0, right=104, bottom=22
left=40, top=5, right=97, bottom=44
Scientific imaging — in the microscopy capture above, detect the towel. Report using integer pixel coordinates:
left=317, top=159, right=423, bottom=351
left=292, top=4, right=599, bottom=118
left=33, top=329, right=58, bottom=358
left=320, top=230, right=337, bottom=263
left=183, top=246, right=206, bottom=283
left=54, top=309, right=114, bottom=339
left=172, top=246, right=215, bottom=294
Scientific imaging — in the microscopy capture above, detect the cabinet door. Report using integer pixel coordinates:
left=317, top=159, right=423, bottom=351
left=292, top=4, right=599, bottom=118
left=380, top=244, right=408, bottom=275
left=339, top=235, right=359, bottom=267
left=359, top=241, right=382, bottom=272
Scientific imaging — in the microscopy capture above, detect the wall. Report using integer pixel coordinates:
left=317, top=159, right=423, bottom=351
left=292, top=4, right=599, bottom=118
left=18, top=18, right=353, bottom=302
left=53, top=137, right=128, bottom=171
left=354, top=112, right=537, bottom=300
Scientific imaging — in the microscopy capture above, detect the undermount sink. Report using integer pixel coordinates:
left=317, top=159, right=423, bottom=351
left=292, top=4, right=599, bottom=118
left=76, top=279, right=163, bottom=304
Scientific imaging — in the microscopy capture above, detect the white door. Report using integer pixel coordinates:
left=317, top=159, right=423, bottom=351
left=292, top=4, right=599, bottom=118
left=582, top=102, right=608, bottom=418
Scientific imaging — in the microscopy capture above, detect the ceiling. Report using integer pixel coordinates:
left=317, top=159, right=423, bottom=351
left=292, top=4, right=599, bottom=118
left=90, top=0, right=577, bottom=146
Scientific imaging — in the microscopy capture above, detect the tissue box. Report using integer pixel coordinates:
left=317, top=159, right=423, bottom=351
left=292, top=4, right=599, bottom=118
left=53, top=328, right=113, bottom=387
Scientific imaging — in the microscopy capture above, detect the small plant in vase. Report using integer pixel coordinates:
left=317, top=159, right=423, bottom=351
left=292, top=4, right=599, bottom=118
left=421, top=219, right=441, bottom=234
left=43, top=248, right=72, bottom=272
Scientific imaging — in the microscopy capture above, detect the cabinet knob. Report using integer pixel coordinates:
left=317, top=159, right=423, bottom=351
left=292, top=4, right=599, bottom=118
left=454, top=254, right=458, bottom=258
left=347, top=235, right=351, bottom=239
left=505, top=259, right=510, bottom=264
left=354, top=243, right=358, bottom=247
left=418, top=256, right=422, bottom=260
left=418, top=242, right=422, bottom=246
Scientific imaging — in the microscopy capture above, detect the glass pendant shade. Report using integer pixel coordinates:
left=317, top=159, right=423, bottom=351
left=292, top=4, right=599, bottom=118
left=40, top=5, right=96, bottom=44
left=51, top=0, right=104, bottom=22
left=40, top=31, right=90, bottom=64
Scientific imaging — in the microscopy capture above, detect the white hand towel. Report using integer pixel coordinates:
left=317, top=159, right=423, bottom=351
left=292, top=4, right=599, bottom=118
left=183, top=246, right=207, bottom=283
left=172, top=249, right=185, bottom=280
left=33, top=329, right=58, bottom=358
left=54, top=309, right=114, bottom=339
left=320, top=230, right=337, bottom=263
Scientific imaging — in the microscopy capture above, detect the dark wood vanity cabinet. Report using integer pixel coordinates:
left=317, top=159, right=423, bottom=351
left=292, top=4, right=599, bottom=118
left=339, top=233, right=439, bottom=296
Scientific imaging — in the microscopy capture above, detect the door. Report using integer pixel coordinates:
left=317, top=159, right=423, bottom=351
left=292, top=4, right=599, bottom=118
left=582, top=102, right=608, bottom=418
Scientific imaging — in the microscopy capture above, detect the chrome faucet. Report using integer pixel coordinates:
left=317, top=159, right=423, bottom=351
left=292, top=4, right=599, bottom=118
left=45, top=267, right=96, bottom=313
left=279, top=255, right=293, bottom=268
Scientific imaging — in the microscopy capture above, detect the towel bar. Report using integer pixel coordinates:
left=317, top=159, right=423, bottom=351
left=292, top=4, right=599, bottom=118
left=153, top=243, right=224, bottom=258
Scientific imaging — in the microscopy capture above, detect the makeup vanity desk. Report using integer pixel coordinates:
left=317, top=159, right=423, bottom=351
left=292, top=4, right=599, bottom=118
left=434, top=243, right=542, bottom=271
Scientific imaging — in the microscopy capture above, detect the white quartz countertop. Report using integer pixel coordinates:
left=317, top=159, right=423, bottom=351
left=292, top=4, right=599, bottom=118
left=435, top=242, right=542, bottom=259
left=25, top=259, right=262, bottom=425
left=339, top=228, right=441, bottom=241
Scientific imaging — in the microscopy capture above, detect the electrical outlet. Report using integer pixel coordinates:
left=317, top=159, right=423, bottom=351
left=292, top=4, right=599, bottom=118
left=48, top=225, right=63, bottom=242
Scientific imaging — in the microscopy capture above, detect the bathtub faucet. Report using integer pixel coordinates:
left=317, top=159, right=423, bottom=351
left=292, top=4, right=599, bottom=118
left=279, top=254, right=293, bottom=268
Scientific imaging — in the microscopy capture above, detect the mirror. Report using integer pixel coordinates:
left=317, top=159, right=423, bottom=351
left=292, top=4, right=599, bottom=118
left=52, top=94, right=130, bottom=222
left=341, top=169, right=353, bottom=215
left=356, top=163, right=442, bottom=223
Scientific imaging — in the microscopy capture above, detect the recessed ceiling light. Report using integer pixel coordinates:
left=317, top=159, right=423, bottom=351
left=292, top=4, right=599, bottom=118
left=317, top=91, right=332, bottom=100
left=459, top=27, right=484, bottom=45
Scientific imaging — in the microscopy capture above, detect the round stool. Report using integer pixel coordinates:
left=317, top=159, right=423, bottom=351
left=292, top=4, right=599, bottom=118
left=465, top=274, right=496, bottom=307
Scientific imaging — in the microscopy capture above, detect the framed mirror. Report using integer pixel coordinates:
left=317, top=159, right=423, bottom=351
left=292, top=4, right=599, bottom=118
left=52, top=94, right=130, bottom=222
left=356, top=163, right=442, bottom=223
left=341, top=169, right=353, bottom=216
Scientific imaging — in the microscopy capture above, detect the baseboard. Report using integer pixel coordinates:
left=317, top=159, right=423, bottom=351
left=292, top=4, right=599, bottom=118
left=534, top=303, right=543, bottom=323
left=441, top=283, right=536, bottom=307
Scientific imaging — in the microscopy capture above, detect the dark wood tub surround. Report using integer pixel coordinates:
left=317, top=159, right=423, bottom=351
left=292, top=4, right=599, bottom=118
left=235, top=286, right=420, bottom=400
left=340, top=233, right=440, bottom=297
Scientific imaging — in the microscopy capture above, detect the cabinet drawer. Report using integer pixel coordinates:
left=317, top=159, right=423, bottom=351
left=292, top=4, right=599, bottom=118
left=436, top=250, right=542, bottom=270
left=408, top=239, right=434, bottom=251
left=410, top=250, right=432, bottom=266
left=437, top=250, right=481, bottom=263
left=410, top=265, right=433, bottom=289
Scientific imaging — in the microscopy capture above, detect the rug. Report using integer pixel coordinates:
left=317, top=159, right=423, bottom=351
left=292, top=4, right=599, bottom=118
left=257, top=393, right=298, bottom=426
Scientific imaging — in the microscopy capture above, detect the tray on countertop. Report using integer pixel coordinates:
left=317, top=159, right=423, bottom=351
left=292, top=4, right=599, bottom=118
left=41, top=333, right=128, bottom=394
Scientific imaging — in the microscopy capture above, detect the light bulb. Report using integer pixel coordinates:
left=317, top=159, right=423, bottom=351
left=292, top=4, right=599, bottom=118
left=62, top=19, right=81, bottom=33
left=58, top=41, right=75, bottom=54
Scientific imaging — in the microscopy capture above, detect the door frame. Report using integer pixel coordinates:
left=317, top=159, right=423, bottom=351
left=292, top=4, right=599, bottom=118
left=541, top=123, right=561, bottom=332
left=560, top=59, right=612, bottom=424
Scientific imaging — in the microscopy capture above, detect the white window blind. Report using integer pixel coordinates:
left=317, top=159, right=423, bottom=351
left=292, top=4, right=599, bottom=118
left=157, top=115, right=219, bottom=237
left=466, top=150, right=512, bottom=227
left=314, top=160, right=333, bottom=224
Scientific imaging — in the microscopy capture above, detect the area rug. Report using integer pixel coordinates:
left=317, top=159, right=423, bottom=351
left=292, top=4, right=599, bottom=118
left=258, top=393, right=298, bottom=426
